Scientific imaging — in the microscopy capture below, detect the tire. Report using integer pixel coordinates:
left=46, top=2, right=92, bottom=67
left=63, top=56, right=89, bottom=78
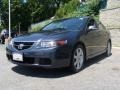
left=70, top=44, right=85, bottom=73
left=105, top=41, right=111, bottom=57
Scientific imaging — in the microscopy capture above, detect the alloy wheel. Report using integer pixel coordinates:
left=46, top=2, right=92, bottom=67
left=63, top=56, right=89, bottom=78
left=72, top=47, right=84, bottom=72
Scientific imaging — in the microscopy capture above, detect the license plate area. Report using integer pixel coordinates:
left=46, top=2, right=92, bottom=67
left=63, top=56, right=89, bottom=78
left=12, top=53, right=23, bottom=62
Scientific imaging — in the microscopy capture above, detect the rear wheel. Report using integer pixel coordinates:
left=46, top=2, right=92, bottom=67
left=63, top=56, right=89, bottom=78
left=70, top=45, right=85, bottom=73
left=105, top=41, right=111, bottom=56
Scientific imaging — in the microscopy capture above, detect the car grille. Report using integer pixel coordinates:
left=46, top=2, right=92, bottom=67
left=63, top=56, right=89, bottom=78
left=14, top=42, right=34, bottom=50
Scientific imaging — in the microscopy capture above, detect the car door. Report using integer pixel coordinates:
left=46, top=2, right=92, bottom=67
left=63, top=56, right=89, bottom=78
left=84, top=19, right=102, bottom=56
left=98, top=22, right=108, bottom=51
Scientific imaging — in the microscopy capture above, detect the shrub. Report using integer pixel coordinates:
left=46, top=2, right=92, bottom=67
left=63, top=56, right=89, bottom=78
left=30, top=19, right=53, bottom=32
left=55, top=0, right=80, bottom=19
left=87, top=0, right=101, bottom=15
left=55, top=0, right=101, bottom=20
left=30, top=0, right=101, bottom=33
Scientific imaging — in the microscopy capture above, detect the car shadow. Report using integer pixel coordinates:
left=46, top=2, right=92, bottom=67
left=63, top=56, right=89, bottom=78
left=84, top=53, right=111, bottom=69
left=12, top=53, right=112, bottom=78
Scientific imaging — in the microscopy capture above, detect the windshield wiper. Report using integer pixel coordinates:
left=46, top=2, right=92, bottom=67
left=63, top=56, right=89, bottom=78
left=55, top=27, right=67, bottom=30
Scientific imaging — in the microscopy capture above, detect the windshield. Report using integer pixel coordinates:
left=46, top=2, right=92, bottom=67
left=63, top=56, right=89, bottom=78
left=42, top=18, right=85, bottom=31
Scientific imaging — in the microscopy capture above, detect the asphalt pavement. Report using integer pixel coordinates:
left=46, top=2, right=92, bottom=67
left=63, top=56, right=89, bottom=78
left=0, top=44, right=120, bottom=90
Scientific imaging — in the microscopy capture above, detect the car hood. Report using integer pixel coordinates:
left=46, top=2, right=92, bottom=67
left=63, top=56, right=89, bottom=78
left=13, top=30, right=72, bottom=42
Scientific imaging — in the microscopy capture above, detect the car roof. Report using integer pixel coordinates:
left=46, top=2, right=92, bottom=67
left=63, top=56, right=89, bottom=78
left=54, top=16, right=91, bottom=22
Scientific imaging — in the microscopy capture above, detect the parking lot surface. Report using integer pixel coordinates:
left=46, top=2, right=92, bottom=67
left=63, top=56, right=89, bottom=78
left=0, top=45, right=120, bottom=90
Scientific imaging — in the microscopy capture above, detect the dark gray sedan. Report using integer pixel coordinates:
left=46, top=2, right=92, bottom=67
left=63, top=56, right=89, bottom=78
left=6, top=17, right=112, bottom=73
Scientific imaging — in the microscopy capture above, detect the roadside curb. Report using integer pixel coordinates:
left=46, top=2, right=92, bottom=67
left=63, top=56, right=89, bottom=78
left=112, top=47, right=120, bottom=49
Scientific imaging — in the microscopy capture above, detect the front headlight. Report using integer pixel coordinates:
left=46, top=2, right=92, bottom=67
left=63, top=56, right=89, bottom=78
left=41, top=41, right=57, bottom=48
left=36, top=41, right=57, bottom=48
left=36, top=40, right=67, bottom=48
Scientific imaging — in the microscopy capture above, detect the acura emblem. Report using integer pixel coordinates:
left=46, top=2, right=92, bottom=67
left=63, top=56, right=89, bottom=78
left=18, top=44, right=24, bottom=50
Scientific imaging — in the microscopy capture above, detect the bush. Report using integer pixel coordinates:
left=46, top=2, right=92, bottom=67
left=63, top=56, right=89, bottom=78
left=55, top=0, right=101, bottom=20
left=29, top=0, right=102, bottom=33
left=69, top=0, right=100, bottom=17
left=87, top=0, right=101, bottom=15
left=30, top=19, right=53, bottom=32
left=55, top=0, right=80, bottom=19
left=73, top=5, right=94, bottom=17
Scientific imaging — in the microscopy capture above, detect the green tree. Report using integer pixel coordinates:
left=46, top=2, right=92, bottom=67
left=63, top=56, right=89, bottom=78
left=1, top=0, right=9, bottom=29
left=11, top=0, right=31, bottom=31
left=10, top=0, right=70, bottom=31
left=0, top=0, right=76, bottom=32
left=29, top=0, right=70, bottom=23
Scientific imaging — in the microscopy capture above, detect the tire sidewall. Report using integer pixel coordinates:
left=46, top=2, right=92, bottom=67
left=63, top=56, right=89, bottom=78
left=106, top=41, right=111, bottom=56
left=70, top=45, right=85, bottom=73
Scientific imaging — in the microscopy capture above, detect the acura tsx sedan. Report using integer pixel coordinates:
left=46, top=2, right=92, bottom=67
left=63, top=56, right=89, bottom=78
left=6, top=17, right=112, bottom=73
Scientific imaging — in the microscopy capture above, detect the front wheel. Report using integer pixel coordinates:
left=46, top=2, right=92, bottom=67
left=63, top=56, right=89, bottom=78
left=70, top=45, right=85, bottom=73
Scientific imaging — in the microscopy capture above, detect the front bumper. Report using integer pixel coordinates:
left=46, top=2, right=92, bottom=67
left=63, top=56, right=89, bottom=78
left=6, top=46, right=71, bottom=68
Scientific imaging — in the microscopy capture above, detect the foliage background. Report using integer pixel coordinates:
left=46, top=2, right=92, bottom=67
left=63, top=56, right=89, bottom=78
left=0, top=0, right=102, bottom=32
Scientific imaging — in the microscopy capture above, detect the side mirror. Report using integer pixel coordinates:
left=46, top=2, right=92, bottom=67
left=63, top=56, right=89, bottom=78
left=88, top=25, right=98, bottom=32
